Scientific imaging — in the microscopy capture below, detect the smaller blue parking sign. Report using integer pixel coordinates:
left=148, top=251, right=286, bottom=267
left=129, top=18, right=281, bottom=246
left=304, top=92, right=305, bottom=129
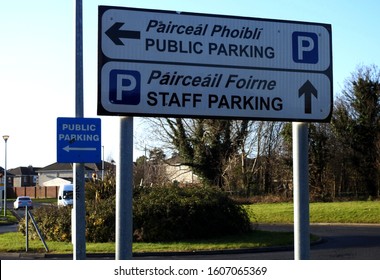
left=57, top=117, right=101, bottom=163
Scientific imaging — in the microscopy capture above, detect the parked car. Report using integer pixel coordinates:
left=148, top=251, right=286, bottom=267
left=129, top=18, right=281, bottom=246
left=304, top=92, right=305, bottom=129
left=13, top=196, right=33, bottom=210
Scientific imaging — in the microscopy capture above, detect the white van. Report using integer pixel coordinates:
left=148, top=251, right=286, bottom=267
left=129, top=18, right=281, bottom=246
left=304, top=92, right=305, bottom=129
left=58, top=184, right=73, bottom=207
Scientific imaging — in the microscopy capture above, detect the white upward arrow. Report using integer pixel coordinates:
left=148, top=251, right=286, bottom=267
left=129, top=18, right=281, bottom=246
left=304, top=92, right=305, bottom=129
left=63, top=145, right=97, bottom=152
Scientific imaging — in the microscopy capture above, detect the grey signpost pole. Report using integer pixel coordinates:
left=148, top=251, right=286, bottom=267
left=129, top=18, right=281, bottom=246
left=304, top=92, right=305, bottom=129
left=25, top=206, right=29, bottom=252
left=73, top=0, right=86, bottom=260
left=3, top=135, right=8, bottom=217
left=292, top=122, right=310, bottom=260
left=116, top=116, right=134, bottom=260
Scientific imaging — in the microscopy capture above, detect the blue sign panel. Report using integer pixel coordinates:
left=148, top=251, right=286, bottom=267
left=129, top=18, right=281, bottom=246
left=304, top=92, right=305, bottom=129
left=57, top=118, right=101, bottom=163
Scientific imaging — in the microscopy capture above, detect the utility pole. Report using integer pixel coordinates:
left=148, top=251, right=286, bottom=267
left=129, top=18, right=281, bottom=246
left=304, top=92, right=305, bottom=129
left=73, top=0, right=86, bottom=260
left=116, top=117, right=134, bottom=259
left=292, top=122, right=310, bottom=260
left=3, top=135, right=9, bottom=217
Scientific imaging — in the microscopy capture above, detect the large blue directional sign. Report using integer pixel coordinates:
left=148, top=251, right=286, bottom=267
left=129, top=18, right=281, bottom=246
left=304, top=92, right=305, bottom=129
left=57, top=117, right=101, bottom=163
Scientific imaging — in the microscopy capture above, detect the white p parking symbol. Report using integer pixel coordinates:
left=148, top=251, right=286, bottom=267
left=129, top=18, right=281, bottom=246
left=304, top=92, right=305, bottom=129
left=292, top=32, right=318, bottom=64
left=297, top=36, right=314, bottom=60
left=109, top=69, right=141, bottom=105
left=116, top=74, right=136, bottom=101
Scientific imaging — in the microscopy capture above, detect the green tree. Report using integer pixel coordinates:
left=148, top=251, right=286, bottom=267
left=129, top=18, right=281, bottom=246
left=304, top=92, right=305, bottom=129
left=85, top=168, right=116, bottom=202
left=163, top=118, right=250, bottom=187
left=332, top=65, right=380, bottom=197
left=133, top=155, right=147, bottom=186
left=281, top=122, right=334, bottom=198
left=308, top=123, right=333, bottom=197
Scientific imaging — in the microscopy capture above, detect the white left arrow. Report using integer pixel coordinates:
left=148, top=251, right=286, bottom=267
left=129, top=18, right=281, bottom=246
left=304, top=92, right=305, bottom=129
left=63, top=145, right=97, bottom=152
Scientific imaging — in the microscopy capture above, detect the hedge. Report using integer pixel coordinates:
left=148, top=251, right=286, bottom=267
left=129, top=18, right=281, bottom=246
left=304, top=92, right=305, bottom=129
left=19, top=185, right=251, bottom=243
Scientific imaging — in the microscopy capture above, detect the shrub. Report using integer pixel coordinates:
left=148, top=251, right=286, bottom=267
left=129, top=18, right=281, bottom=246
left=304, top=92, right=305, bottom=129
left=133, top=185, right=251, bottom=242
left=19, top=205, right=72, bottom=242
left=20, top=184, right=251, bottom=243
left=19, top=200, right=116, bottom=243
left=86, top=198, right=115, bottom=242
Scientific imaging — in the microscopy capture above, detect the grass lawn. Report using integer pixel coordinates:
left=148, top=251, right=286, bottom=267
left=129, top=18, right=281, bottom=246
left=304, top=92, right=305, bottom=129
left=245, top=201, right=380, bottom=224
left=0, top=230, right=297, bottom=254
left=0, top=210, right=18, bottom=224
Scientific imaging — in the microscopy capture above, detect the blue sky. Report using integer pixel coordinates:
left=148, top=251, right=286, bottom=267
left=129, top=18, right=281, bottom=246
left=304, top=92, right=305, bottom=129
left=0, top=0, right=379, bottom=168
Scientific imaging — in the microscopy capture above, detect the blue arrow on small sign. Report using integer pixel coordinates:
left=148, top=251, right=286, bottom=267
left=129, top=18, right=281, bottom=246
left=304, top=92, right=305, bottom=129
left=57, top=117, right=101, bottom=163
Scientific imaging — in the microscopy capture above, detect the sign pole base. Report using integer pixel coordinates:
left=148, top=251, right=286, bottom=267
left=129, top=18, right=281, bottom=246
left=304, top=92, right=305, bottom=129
left=73, top=163, right=86, bottom=260
left=116, top=116, right=134, bottom=260
left=292, top=122, right=310, bottom=260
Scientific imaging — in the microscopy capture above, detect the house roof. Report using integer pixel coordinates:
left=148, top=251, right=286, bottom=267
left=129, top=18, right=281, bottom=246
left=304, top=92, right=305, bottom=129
left=164, top=154, right=183, bottom=165
left=0, top=166, right=14, bottom=177
left=38, top=161, right=115, bottom=173
left=8, top=166, right=40, bottom=176
left=38, top=162, right=74, bottom=172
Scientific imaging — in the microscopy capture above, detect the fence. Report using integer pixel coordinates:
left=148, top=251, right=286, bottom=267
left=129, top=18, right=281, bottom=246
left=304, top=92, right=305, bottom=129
left=9, top=186, right=59, bottom=199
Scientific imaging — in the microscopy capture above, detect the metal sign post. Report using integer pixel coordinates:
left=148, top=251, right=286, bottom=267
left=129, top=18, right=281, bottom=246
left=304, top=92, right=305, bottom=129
left=25, top=206, right=29, bottom=252
left=116, top=117, right=134, bottom=260
left=73, top=0, right=86, bottom=260
left=292, top=122, right=310, bottom=260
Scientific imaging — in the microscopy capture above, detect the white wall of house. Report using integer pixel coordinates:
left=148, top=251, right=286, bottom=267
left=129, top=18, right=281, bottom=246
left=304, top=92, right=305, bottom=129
left=38, top=170, right=73, bottom=186
left=38, top=170, right=96, bottom=186
left=165, top=164, right=200, bottom=184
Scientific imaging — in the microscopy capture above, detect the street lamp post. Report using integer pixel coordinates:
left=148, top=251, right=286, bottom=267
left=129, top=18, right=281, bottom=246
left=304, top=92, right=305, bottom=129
left=3, top=135, right=9, bottom=217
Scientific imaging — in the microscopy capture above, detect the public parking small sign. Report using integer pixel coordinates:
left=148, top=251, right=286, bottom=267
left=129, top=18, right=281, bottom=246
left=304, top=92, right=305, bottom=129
left=57, top=117, right=101, bottom=163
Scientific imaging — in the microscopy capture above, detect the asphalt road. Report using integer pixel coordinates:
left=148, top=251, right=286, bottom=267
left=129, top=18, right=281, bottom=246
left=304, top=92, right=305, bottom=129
left=168, top=223, right=380, bottom=260
left=1, top=223, right=379, bottom=260
left=309, top=223, right=380, bottom=260
left=133, top=223, right=380, bottom=260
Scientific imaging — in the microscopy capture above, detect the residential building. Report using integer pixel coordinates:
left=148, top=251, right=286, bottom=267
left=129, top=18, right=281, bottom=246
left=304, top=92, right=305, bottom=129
left=37, top=161, right=114, bottom=186
left=8, top=166, right=39, bottom=187
left=0, top=166, right=14, bottom=188
left=164, top=155, right=200, bottom=185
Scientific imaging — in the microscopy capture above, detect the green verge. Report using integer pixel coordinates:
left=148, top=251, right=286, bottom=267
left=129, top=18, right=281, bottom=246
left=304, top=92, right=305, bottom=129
left=0, top=210, right=18, bottom=225
left=244, top=201, right=380, bottom=224
left=0, top=230, right=298, bottom=254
